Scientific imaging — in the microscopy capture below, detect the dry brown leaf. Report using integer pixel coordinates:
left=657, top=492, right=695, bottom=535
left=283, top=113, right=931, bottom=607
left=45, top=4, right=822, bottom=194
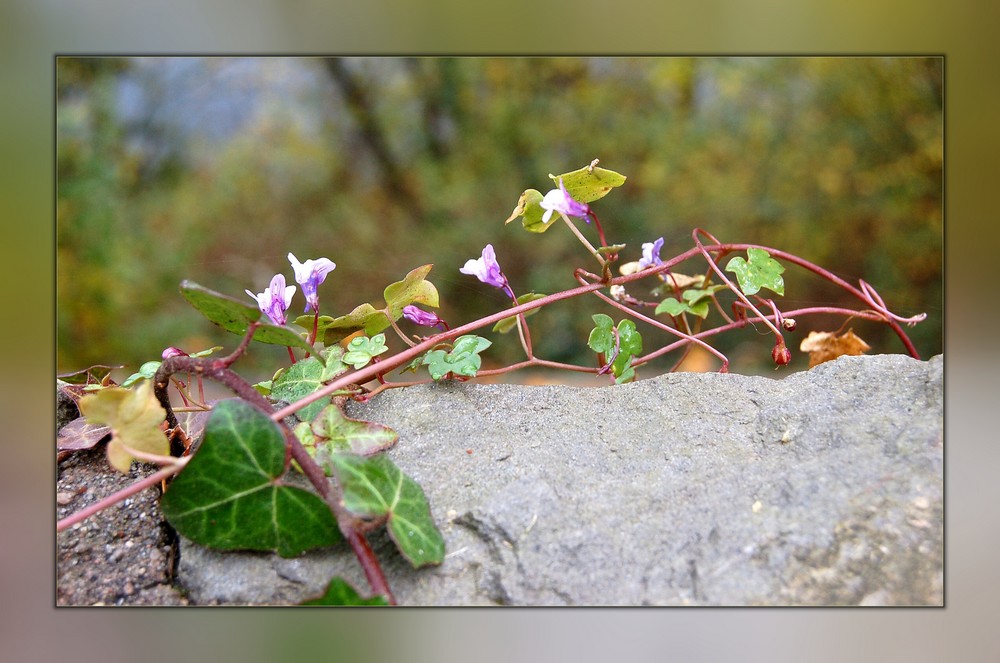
left=799, top=329, right=872, bottom=368
left=57, top=418, right=111, bottom=451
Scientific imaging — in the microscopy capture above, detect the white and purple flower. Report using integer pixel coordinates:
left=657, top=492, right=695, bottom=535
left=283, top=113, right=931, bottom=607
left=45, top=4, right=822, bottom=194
left=246, top=273, right=296, bottom=326
left=638, top=237, right=665, bottom=270
left=540, top=178, right=592, bottom=223
left=460, top=244, right=514, bottom=298
left=288, top=253, right=337, bottom=313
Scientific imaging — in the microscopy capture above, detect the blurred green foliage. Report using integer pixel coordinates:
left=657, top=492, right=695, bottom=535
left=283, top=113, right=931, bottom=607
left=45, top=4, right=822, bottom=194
left=57, top=57, right=941, bottom=379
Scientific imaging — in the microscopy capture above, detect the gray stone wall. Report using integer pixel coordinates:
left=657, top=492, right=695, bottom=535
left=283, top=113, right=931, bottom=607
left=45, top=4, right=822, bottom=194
left=178, top=354, right=943, bottom=606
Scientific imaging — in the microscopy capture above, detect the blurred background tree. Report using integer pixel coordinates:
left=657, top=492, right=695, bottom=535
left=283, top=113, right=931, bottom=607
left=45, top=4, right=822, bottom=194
left=57, top=56, right=941, bottom=381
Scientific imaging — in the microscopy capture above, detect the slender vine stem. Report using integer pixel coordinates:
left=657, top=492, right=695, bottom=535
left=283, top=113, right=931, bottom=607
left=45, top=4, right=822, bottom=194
left=63, top=225, right=926, bottom=606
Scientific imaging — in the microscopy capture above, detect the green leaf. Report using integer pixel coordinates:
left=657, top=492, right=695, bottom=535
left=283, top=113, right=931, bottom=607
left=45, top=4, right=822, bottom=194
left=306, top=266, right=440, bottom=343
left=587, top=313, right=615, bottom=354
left=612, top=319, right=642, bottom=380
left=309, top=404, right=398, bottom=457
left=121, top=360, right=162, bottom=388
left=180, top=281, right=319, bottom=355
left=588, top=316, right=642, bottom=383
left=383, top=264, right=440, bottom=319
left=342, top=334, right=388, bottom=370
left=302, top=305, right=390, bottom=345
left=180, top=279, right=261, bottom=334
left=505, top=189, right=559, bottom=233
left=421, top=335, right=492, bottom=380
left=548, top=164, right=627, bottom=203
left=597, top=243, right=627, bottom=255
left=160, top=400, right=341, bottom=558
left=724, top=248, right=785, bottom=296
left=320, top=345, right=350, bottom=382
left=301, top=577, right=390, bottom=606
left=78, top=381, right=169, bottom=472
left=270, top=357, right=331, bottom=421
left=654, top=285, right=726, bottom=319
left=253, top=323, right=323, bottom=358
left=327, top=453, right=445, bottom=568
left=654, top=297, right=688, bottom=317
left=493, top=293, right=547, bottom=334
left=508, top=166, right=626, bottom=232
left=189, top=345, right=224, bottom=358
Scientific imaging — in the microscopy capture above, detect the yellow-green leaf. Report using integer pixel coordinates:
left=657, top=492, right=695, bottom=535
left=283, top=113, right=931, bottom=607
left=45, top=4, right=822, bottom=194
left=383, top=264, right=440, bottom=319
left=78, top=381, right=169, bottom=473
left=548, top=164, right=627, bottom=203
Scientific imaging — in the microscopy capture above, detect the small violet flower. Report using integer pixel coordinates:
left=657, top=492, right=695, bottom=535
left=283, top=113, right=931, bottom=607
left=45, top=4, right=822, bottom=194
left=540, top=178, right=592, bottom=223
left=246, top=273, right=296, bottom=326
left=460, top=244, right=514, bottom=298
left=288, top=253, right=336, bottom=313
left=403, top=304, right=444, bottom=329
left=638, top=237, right=665, bottom=270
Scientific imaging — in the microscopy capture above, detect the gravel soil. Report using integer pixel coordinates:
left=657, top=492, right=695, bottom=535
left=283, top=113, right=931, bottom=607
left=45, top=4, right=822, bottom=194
left=56, top=444, right=187, bottom=606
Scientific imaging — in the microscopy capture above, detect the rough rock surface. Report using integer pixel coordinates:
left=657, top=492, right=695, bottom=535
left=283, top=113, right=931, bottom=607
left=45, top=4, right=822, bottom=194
left=171, top=354, right=943, bottom=606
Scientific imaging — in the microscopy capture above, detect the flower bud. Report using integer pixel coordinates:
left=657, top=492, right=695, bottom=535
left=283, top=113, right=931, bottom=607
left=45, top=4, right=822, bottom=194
left=162, top=346, right=188, bottom=359
left=772, top=341, right=791, bottom=366
left=782, top=318, right=797, bottom=332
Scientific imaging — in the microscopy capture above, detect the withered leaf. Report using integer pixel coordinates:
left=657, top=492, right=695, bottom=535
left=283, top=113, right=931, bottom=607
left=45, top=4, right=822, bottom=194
left=78, top=381, right=169, bottom=472
left=56, top=418, right=111, bottom=451
left=799, top=329, right=872, bottom=368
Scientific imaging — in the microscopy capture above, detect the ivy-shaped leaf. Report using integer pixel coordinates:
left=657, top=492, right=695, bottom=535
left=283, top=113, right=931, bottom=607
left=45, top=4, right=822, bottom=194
left=654, top=284, right=727, bottom=319
left=587, top=314, right=615, bottom=354
left=587, top=315, right=642, bottom=383
left=78, top=381, right=169, bottom=472
left=300, top=577, right=390, bottom=606
left=421, top=335, right=492, bottom=380
left=298, top=404, right=398, bottom=464
left=160, top=399, right=341, bottom=558
left=327, top=453, right=445, bottom=568
left=180, top=280, right=319, bottom=356
left=270, top=357, right=330, bottom=421
left=493, top=293, right=547, bottom=334
left=654, top=298, right=691, bottom=318
left=342, top=334, right=388, bottom=370
left=320, top=345, right=349, bottom=382
left=724, top=248, right=785, bottom=296
left=612, top=319, right=643, bottom=383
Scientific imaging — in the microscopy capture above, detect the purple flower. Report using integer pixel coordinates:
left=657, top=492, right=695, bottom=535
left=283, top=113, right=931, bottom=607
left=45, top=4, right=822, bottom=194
left=540, top=178, right=592, bottom=223
left=288, top=253, right=336, bottom=313
left=403, top=305, right=443, bottom=329
left=638, top=237, right=665, bottom=270
left=460, top=244, right=513, bottom=298
left=246, top=273, right=296, bottom=326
